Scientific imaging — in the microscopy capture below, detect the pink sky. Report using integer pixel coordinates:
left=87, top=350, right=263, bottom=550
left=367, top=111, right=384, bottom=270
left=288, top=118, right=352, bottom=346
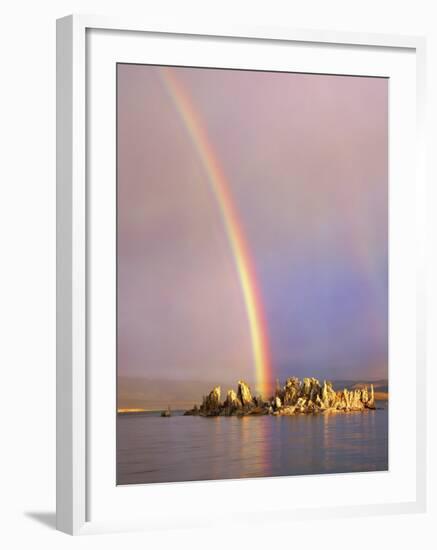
left=117, top=64, right=388, bottom=406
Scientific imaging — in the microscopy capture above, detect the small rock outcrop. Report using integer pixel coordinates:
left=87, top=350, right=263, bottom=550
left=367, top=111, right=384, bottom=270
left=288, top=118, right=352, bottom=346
left=223, top=389, right=241, bottom=415
left=199, top=386, right=222, bottom=416
left=184, top=377, right=379, bottom=417
left=237, top=380, right=253, bottom=406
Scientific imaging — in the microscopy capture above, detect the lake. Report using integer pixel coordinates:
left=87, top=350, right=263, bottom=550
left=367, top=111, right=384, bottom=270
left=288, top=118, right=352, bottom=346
left=117, top=404, right=388, bottom=485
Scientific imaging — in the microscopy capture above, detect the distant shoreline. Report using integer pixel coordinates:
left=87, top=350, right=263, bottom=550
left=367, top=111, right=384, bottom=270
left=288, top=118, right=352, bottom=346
left=118, top=394, right=389, bottom=414
left=374, top=392, right=389, bottom=400
left=117, top=408, right=147, bottom=414
left=118, top=408, right=185, bottom=414
left=118, top=378, right=388, bottom=412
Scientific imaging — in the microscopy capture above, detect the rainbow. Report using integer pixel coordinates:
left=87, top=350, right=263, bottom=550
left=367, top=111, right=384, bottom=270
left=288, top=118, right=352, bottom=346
left=159, top=67, right=272, bottom=396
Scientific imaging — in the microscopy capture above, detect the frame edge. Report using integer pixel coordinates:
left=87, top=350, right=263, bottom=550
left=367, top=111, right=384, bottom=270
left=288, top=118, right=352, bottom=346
left=414, top=36, right=427, bottom=514
left=56, top=14, right=87, bottom=535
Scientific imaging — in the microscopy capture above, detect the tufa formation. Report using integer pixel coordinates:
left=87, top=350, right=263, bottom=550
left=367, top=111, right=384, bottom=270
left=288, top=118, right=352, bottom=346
left=184, top=377, right=376, bottom=417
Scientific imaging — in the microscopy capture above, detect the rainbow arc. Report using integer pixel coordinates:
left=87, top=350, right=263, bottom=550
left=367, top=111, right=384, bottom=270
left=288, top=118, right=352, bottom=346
left=159, top=67, right=272, bottom=396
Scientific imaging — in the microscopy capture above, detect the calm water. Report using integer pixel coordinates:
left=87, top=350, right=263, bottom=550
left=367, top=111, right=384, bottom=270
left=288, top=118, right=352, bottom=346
left=117, top=405, right=388, bottom=485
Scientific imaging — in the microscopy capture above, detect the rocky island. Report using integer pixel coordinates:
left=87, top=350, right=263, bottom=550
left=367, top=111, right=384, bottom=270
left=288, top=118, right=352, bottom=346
left=184, top=377, right=377, bottom=417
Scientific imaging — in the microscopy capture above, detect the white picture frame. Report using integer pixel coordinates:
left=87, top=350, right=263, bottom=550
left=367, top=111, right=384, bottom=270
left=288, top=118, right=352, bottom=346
left=56, top=14, right=427, bottom=535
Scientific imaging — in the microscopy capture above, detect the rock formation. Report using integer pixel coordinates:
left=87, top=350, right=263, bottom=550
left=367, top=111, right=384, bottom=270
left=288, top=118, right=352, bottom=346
left=198, top=385, right=222, bottom=416
left=237, top=380, right=253, bottom=406
left=184, top=377, right=378, bottom=417
left=223, top=389, right=241, bottom=415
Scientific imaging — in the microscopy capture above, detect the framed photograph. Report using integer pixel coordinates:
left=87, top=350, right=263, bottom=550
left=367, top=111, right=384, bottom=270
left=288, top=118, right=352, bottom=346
left=56, top=15, right=427, bottom=535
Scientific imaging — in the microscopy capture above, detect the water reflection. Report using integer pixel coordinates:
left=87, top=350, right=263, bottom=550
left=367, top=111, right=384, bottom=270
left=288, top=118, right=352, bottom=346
left=117, top=406, right=388, bottom=485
